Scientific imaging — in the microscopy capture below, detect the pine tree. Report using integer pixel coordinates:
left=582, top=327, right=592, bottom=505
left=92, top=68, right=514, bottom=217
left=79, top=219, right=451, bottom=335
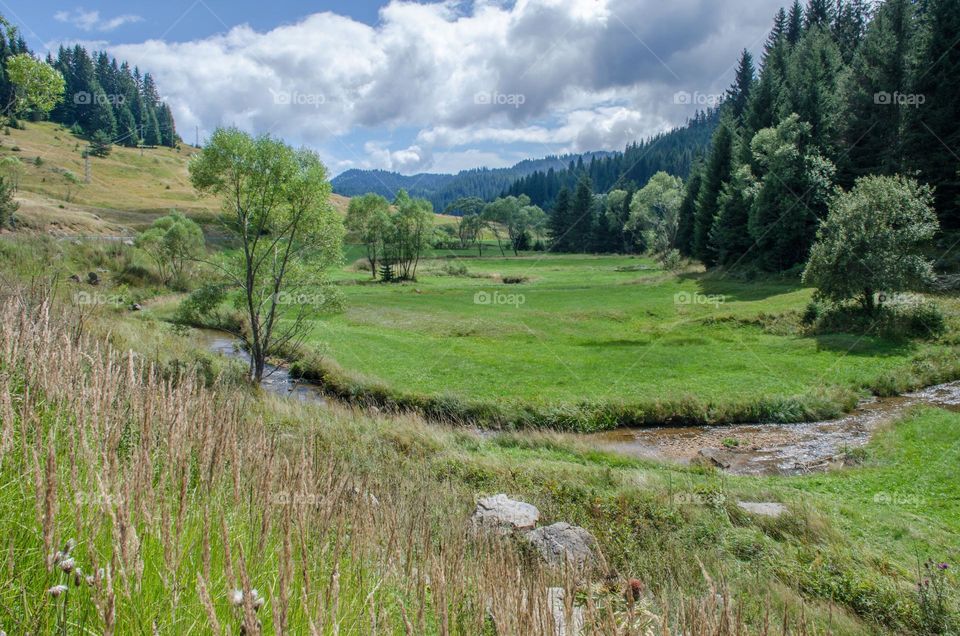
left=841, top=0, right=916, bottom=186
left=904, top=0, right=960, bottom=227
left=676, top=159, right=703, bottom=256
left=783, top=26, right=845, bottom=157
left=726, top=50, right=755, bottom=124
left=710, top=164, right=756, bottom=266
left=693, top=117, right=735, bottom=264
left=804, top=0, right=835, bottom=31
left=833, top=0, right=872, bottom=63
left=549, top=188, right=572, bottom=252
left=764, top=9, right=788, bottom=60
left=570, top=176, right=595, bottom=253
left=787, top=1, right=805, bottom=44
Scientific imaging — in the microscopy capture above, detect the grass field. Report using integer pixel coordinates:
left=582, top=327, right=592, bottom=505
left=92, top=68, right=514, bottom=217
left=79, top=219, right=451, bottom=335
left=276, top=252, right=960, bottom=430
left=1, top=296, right=956, bottom=635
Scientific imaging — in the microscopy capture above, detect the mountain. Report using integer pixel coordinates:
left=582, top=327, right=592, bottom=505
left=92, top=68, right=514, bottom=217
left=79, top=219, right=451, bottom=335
left=332, top=152, right=613, bottom=212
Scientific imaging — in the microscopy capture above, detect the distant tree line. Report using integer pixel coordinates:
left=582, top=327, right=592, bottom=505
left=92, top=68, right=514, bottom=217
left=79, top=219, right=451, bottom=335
left=0, top=13, right=178, bottom=148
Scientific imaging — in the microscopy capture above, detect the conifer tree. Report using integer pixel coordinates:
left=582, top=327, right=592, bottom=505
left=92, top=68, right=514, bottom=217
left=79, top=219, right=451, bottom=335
left=693, top=117, right=735, bottom=264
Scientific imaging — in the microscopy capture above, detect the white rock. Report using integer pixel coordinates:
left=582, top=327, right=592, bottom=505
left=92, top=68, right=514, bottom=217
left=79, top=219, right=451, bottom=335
left=547, top=587, right=585, bottom=636
left=525, top=522, right=599, bottom=570
left=736, top=501, right=788, bottom=518
left=472, top=494, right=539, bottom=533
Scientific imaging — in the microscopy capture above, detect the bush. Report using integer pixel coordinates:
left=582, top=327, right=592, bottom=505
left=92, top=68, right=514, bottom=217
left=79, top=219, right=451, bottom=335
left=175, top=283, right=229, bottom=327
left=809, top=301, right=946, bottom=340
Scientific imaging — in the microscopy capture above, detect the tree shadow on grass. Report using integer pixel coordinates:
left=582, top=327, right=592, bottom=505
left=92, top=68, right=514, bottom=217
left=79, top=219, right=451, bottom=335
left=677, top=271, right=805, bottom=302
left=811, top=332, right=917, bottom=357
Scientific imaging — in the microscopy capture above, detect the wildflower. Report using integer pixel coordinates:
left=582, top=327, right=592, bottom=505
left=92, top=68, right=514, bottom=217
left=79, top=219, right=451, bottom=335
left=230, top=589, right=244, bottom=607
left=63, top=539, right=76, bottom=554
left=59, top=557, right=76, bottom=573
left=938, top=563, right=949, bottom=570
left=47, top=585, right=68, bottom=598
left=73, top=569, right=84, bottom=587
left=230, top=589, right=266, bottom=611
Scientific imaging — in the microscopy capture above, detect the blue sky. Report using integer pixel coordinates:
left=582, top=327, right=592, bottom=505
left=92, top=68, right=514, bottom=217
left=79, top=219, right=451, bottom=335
left=5, top=0, right=786, bottom=176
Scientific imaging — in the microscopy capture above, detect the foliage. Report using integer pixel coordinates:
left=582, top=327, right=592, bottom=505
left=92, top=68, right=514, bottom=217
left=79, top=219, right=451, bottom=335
left=135, top=212, right=204, bottom=287
left=482, top=195, right=546, bottom=255
left=627, top=171, right=683, bottom=255
left=86, top=130, right=112, bottom=157
left=345, top=193, right=391, bottom=279
left=189, top=127, right=344, bottom=381
left=803, top=175, right=939, bottom=313
left=4, top=53, right=64, bottom=117
left=0, top=174, right=18, bottom=228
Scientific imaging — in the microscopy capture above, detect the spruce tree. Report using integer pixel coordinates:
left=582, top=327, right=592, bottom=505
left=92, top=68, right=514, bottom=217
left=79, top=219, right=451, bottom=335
left=676, top=159, right=703, bottom=256
left=904, top=0, right=960, bottom=227
left=787, top=1, right=805, bottom=45
left=570, top=176, right=595, bottom=253
left=549, top=188, right=572, bottom=252
left=710, top=164, right=756, bottom=267
left=841, top=0, right=915, bottom=186
left=693, top=117, right=735, bottom=264
left=726, top=50, right=755, bottom=125
left=804, top=0, right=835, bottom=31
left=783, top=26, right=844, bottom=157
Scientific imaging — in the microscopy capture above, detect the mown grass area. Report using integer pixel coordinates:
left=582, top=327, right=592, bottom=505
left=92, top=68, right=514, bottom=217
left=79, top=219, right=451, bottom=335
left=271, top=252, right=960, bottom=430
left=1, top=293, right=956, bottom=634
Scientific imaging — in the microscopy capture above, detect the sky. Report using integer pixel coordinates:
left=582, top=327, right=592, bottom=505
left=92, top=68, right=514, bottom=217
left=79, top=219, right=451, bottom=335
left=5, top=0, right=787, bottom=176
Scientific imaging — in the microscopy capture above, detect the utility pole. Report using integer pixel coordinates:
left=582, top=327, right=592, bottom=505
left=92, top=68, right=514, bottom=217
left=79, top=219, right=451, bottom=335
left=195, top=125, right=199, bottom=148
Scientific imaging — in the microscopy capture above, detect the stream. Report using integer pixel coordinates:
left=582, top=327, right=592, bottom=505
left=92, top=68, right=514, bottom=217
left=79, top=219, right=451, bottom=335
left=197, top=329, right=960, bottom=476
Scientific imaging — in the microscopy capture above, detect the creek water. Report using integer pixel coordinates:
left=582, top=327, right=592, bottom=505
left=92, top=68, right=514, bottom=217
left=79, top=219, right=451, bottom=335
left=197, top=329, right=960, bottom=476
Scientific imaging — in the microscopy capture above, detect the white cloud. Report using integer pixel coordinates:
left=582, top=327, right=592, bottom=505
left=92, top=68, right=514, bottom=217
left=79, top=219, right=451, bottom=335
left=54, top=8, right=143, bottom=33
left=102, top=0, right=783, bottom=173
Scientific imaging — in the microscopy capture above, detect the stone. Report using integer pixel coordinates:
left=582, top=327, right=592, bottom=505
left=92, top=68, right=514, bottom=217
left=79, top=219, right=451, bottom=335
left=472, top=494, right=539, bottom=533
left=130, top=303, right=142, bottom=311
left=525, top=522, right=599, bottom=570
left=736, top=501, right=787, bottom=518
left=68, top=274, right=81, bottom=283
left=697, top=448, right=735, bottom=469
left=547, top=587, right=584, bottom=636
left=86, top=272, right=100, bottom=286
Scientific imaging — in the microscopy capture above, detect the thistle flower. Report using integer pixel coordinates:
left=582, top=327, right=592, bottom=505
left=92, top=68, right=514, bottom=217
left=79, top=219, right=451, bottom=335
left=230, top=589, right=265, bottom=611
left=938, top=563, right=949, bottom=570
left=59, top=557, right=76, bottom=573
left=47, top=585, right=68, bottom=598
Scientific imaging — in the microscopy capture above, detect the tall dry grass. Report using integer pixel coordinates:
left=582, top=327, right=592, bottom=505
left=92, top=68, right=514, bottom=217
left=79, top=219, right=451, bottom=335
left=0, top=294, right=818, bottom=635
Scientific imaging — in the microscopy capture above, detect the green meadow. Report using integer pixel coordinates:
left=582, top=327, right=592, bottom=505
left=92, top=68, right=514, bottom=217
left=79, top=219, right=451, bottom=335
left=283, top=251, right=959, bottom=429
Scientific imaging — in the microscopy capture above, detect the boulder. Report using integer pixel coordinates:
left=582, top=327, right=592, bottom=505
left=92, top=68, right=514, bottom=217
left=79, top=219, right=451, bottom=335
left=472, top=494, right=539, bottom=534
left=697, top=448, right=736, bottom=469
left=130, top=303, right=142, bottom=312
left=736, top=501, right=787, bottom=518
left=86, top=272, right=100, bottom=286
left=525, top=522, right=599, bottom=570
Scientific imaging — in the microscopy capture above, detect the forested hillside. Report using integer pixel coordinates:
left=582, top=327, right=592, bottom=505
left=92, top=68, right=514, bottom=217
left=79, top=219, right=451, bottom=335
left=677, top=0, right=960, bottom=271
left=0, top=18, right=178, bottom=148
left=505, top=108, right=719, bottom=208
left=332, top=152, right=613, bottom=212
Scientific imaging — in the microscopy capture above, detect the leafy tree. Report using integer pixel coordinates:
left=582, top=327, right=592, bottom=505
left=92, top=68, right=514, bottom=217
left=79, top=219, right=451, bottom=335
left=458, top=213, right=484, bottom=253
left=135, top=212, right=204, bottom=285
left=189, top=128, right=344, bottom=382
left=748, top=114, right=836, bottom=271
left=627, top=171, right=684, bottom=255
left=0, top=156, right=24, bottom=191
left=803, top=175, right=938, bottom=313
left=4, top=54, right=64, bottom=116
left=389, top=190, right=433, bottom=280
left=0, top=175, right=18, bottom=228
left=483, top=195, right=546, bottom=255
left=345, top=193, right=391, bottom=279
